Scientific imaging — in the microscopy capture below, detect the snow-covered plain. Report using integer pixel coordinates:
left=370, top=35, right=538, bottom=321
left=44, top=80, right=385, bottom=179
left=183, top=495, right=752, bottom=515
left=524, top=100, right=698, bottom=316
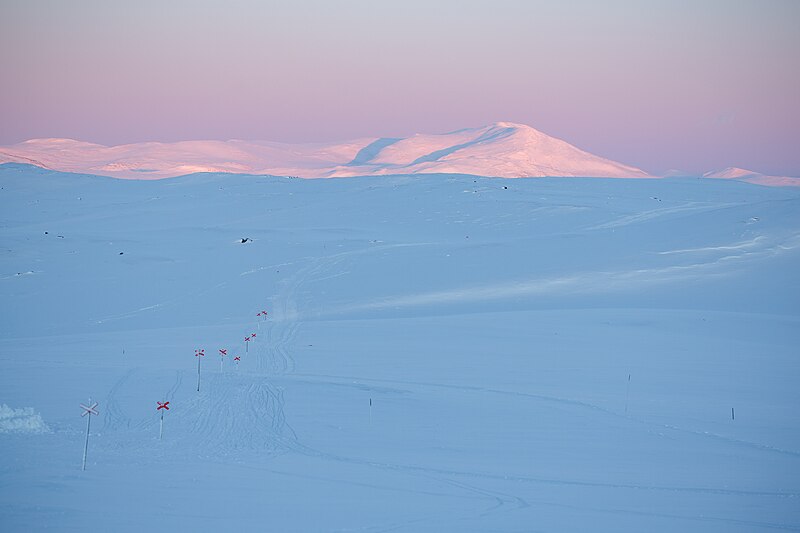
left=1, top=162, right=799, bottom=532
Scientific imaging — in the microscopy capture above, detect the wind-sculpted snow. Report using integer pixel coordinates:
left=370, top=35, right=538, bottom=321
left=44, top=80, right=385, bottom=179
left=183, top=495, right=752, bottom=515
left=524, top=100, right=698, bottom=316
left=1, top=164, right=799, bottom=532
left=0, top=405, right=50, bottom=434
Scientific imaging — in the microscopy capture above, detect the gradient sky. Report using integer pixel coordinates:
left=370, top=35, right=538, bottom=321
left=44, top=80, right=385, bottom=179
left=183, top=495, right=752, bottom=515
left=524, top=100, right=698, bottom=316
left=1, top=0, right=799, bottom=176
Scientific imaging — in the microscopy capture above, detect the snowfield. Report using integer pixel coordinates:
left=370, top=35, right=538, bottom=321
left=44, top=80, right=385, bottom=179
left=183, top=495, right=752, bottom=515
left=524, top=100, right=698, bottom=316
left=1, top=162, right=799, bottom=532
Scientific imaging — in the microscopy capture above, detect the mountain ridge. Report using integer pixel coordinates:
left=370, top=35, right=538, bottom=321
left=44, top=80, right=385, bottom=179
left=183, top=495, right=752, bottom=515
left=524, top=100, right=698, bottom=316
left=0, top=122, right=651, bottom=180
left=2, top=124, right=798, bottom=186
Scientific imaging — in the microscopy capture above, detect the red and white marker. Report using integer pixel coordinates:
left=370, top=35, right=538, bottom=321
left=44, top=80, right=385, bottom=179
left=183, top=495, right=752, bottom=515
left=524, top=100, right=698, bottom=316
left=234, top=355, right=241, bottom=369
left=244, top=336, right=251, bottom=353
left=219, top=348, right=227, bottom=372
left=80, top=402, right=99, bottom=417
left=257, top=310, right=268, bottom=329
left=157, top=401, right=170, bottom=440
left=195, top=348, right=205, bottom=391
left=80, top=400, right=99, bottom=471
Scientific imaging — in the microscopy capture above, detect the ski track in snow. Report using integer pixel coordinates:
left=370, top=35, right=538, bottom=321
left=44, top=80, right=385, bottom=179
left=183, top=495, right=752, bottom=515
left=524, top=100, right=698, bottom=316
left=84, top=233, right=800, bottom=527
left=244, top=244, right=538, bottom=522
left=230, top=240, right=800, bottom=526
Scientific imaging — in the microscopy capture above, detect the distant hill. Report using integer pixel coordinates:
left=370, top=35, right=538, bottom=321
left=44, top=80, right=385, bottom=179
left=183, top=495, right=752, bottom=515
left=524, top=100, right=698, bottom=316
left=702, top=167, right=800, bottom=187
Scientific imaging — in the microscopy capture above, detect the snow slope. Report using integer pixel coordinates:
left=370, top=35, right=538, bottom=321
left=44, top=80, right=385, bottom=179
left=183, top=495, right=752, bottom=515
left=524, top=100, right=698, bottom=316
left=1, top=163, right=799, bottom=532
left=703, top=167, right=800, bottom=187
left=0, top=123, right=650, bottom=179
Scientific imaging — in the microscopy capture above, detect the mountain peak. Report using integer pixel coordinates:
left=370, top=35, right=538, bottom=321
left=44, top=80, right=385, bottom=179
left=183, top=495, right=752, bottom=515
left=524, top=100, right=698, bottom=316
left=703, top=167, right=759, bottom=179
left=487, top=121, right=533, bottom=129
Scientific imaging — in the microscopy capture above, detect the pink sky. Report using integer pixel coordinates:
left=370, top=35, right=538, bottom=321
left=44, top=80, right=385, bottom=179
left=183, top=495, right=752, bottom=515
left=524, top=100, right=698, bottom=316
left=1, top=0, right=799, bottom=176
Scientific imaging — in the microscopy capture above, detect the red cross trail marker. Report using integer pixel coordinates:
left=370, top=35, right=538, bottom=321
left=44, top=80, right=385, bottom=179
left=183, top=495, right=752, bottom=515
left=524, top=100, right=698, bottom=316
left=81, top=402, right=99, bottom=416
left=219, top=349, right=227, bottom=372
left=157, top=401, right=170, bottom=439
left=244, top=336, right=251, bottom=353
left=195, top=349, right=205, bottom=391
left=80, top=400, right=99, bottom=471
left=234, top=356, right=241, bottom=370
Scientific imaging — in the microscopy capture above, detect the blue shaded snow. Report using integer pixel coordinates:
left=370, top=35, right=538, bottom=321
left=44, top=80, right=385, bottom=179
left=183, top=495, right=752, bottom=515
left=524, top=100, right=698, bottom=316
left=1, top=163, right=799, bottom=532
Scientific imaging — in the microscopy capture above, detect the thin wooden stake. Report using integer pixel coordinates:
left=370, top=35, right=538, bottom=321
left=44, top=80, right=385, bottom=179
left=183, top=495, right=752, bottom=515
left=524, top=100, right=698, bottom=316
left=80, top=399, right=98, bottom=471
left=82, top=409, right=91, bottom=470
left=157, top=401, right=170, bottom=439
left=625, top=374, right=631, bottom=413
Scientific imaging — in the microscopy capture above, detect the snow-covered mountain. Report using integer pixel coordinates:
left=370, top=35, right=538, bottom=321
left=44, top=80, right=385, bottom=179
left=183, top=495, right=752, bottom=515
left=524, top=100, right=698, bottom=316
left=0, top=122, right=651, bottom=180
left=703, top=167, right=800, bottom=187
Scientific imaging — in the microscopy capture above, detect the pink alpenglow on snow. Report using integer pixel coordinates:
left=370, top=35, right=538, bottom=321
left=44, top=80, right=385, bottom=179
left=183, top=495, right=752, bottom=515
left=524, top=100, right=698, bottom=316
left=702, top=167, right=800, bottom=188
left=0, top=123, right=651, bottom=180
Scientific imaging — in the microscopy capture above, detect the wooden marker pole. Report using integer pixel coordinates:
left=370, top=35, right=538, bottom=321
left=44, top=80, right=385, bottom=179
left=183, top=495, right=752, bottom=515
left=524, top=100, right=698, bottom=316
left=80, top=400, right=99, bottom=471
left=625, top=374, right=631, bottom=413
left=195, top=349, right=205, bottom=391
left=219, top=349, right=227, bottom=373
left=157, top=401, right=170, bottom=439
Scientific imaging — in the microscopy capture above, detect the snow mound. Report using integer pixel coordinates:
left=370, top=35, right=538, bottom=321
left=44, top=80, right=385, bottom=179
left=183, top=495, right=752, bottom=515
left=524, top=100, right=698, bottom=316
left=0, top=404, right=50, bottom=434
left=703, top=167, right=800, bottom=187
